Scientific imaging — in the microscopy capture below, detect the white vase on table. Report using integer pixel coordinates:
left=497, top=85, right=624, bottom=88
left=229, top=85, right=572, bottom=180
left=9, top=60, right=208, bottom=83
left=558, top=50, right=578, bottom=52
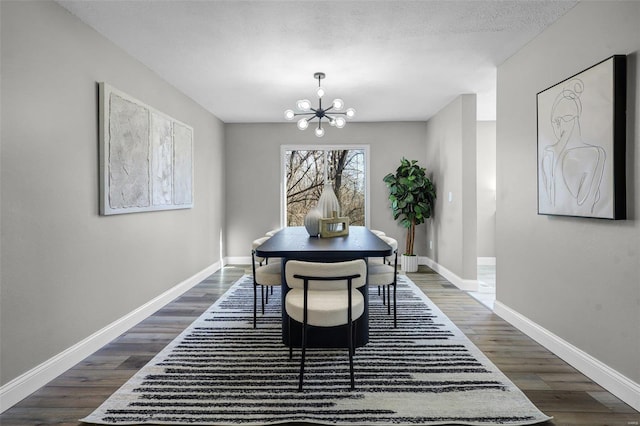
left=304, top=208, right=322, bottom=237
left=317, top=184, right=340, bottom=230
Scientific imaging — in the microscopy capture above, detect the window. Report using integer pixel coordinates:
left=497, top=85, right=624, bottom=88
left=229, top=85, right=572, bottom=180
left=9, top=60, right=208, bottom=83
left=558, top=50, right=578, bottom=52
left=282, top=146, right=369, bottom=227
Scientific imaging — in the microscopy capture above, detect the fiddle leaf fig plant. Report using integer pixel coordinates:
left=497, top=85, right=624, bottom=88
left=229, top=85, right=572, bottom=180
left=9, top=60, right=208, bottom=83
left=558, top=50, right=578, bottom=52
left=383, top=158, right=436, bottom=256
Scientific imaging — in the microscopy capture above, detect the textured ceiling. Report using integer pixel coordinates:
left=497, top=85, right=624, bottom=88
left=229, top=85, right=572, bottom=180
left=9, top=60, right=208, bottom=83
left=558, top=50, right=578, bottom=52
left=57, top=1, right=576, bottom=123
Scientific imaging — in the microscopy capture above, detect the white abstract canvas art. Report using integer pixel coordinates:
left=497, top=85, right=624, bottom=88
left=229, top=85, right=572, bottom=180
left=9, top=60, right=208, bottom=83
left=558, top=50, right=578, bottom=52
left=536, top=55, right=626, bottom=220
left=99, top=83, right=194, bottom=215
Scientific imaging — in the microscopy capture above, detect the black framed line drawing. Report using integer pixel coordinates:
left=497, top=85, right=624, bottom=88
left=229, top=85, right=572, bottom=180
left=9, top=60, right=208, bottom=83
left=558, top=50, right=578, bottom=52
left=99, top=83, right=194, bottom=215
left=536, top=55, right=626, bottom=220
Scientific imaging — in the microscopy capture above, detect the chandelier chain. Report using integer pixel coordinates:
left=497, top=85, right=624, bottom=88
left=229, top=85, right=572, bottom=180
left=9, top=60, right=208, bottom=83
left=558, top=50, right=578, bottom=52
left=284, top=72, right=355, bottom=137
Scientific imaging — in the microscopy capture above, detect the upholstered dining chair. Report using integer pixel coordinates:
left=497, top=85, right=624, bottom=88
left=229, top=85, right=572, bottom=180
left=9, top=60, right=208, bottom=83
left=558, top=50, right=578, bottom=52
left=370, top=229, right=386, bottom=237
left=284, top=259, right=367, bottom=391
left=265, top=228, right=281, bottom=237
left=260, top=231, right=282, bottom=299
left=251, top=236, right=282, bottom=328
left=368, top=235, right=399, bottom=327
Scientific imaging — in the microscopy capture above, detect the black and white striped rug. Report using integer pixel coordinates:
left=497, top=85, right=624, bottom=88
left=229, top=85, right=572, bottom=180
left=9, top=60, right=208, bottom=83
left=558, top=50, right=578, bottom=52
left=81, top=274, right=551, bottom=425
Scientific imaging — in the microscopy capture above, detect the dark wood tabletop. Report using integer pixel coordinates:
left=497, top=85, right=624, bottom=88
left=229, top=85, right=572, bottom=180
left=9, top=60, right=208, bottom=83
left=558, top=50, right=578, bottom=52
left=255, top=226, right=391, bottom=348
left=255, top=226, right=392, bottom=261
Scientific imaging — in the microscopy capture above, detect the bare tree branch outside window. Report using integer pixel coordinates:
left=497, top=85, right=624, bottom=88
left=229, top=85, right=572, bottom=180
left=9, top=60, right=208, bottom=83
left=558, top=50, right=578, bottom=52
left=285, top=149, right=365, bottom=226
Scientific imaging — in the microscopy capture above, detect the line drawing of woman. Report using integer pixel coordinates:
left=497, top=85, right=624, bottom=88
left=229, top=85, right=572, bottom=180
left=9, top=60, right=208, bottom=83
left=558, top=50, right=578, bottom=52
left=540, top=79, right=606, bottom=215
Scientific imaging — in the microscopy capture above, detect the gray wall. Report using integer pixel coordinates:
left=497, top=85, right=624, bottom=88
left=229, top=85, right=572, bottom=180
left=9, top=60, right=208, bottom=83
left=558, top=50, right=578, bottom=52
left=477, top=121, right=496, bottom=258
left=424, top=95, right=478, bottom=280
left=496, top=1, right=640, bottom=382
left=224, top=122, right=428, bottom=259
left=1, top=1, right=225, bottom=385
left=6, top=0, right=637, bottom=404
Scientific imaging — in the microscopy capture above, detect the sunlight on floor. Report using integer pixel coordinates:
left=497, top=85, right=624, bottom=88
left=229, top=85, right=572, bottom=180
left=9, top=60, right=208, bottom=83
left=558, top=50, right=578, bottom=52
left=468, top=263, right=496, bottom=310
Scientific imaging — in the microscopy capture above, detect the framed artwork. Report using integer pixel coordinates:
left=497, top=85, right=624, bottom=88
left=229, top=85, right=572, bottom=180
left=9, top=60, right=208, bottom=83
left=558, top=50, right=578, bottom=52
left=99, top=83, right=194, bottom=215
left=536, top=55, right=626, bottom=220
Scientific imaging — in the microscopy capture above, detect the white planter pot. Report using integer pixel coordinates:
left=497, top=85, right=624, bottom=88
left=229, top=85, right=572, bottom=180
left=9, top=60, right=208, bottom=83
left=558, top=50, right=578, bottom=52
left=401, top=254, right=418, bottom=272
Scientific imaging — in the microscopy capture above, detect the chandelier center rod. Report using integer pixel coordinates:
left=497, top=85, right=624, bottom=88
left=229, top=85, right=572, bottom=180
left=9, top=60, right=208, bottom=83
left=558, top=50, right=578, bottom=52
left=284, top=72, right=354, bottom=137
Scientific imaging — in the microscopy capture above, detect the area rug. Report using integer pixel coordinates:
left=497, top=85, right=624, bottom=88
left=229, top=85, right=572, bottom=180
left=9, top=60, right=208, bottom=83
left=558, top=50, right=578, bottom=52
left=81, top=274, right=551, bottom=426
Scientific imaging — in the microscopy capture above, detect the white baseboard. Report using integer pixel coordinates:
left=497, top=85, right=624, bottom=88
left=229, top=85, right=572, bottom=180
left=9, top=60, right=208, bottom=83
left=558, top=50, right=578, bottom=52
left=494, top=300, right=640, bottom=412
left=226, top=256, right=251, bottom=265
left=477, top=257, right=496, bottom=265
left=421, top=257, right=480, bottom=292
left=229, top=256, right=479, bottom=294
left=477, top=280, right=495, bottom=293
left=0, top=261, right=221, bottom=414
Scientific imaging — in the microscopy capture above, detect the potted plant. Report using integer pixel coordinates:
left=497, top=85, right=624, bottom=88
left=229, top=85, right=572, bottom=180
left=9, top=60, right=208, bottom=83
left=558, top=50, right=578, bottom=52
left=383, top=158, right=436, bottom=272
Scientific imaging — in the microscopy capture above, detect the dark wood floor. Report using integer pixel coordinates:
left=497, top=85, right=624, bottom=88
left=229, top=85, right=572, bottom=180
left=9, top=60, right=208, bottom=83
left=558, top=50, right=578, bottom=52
left=1, top=265, right=638, bottom=426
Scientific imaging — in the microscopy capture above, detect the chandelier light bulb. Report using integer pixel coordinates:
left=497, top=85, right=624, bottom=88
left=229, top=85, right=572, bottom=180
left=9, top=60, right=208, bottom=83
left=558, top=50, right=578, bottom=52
left=296, top=99, right=312, bottom=111
left=284, top=73, right=354, bottom=137
left=297, top=118, right=309, bottom=130
left=284, top=109, right=295, bottom=120
left=332, top=98, right=344, bottom=110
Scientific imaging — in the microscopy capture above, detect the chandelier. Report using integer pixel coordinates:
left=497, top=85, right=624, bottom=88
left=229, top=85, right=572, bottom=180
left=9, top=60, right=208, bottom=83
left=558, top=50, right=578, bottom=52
left=284, top=72, right=355, bottom=137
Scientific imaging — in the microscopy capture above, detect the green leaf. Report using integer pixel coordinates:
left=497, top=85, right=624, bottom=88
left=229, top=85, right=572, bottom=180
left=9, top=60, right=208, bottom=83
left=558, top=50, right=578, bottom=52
left=383, top=158, right=436, bottom=253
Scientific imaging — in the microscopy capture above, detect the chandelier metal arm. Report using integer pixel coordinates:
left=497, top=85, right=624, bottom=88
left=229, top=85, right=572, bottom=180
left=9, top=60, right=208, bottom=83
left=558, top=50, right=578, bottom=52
left=284, top=72, right=355, bottom=137
left=324, top=107, right=350, bottom=116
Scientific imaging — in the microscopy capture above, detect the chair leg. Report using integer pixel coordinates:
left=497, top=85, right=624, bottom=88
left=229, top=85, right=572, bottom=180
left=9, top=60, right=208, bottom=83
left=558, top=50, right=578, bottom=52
left=253, top=282, right=257, bottom=329
left=387, top=285, right=391, bottom=315
left=288, top=316, right=293, bottom=360
left=393, top=283, right=397, bottom=327
left=382, top=285, right=387, bottom=305
left=353, top=322, right=357, bottom=356
left=261, top=286, right=265, bottom=315
left=348, top=321, right=355, bottom=390
left=299, top=322, right=307, bottom=392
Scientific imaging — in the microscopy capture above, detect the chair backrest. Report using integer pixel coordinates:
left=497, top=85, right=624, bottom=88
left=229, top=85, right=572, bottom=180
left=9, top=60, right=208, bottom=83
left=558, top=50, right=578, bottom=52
left=380, top=236, right=398, bottom=253
left=285, top=259, right=367, bottom=291
left=252, top=236, right=270, bottom=263
left=265, top=228, right=281, bottom=237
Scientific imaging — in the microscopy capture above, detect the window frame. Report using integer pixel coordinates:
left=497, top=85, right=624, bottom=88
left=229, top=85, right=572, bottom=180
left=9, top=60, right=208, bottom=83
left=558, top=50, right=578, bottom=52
left=280, top=144, right=371, bottom=228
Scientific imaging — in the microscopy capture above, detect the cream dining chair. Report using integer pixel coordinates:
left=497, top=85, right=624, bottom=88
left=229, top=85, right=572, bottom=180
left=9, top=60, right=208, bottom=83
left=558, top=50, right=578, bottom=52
left=251, top=236, right=282, bottom=328
left=368, top=235, right=399, bottom=327
left=370, top=229, right=386, bottom=237
left=265, top=228, right=282, bottom=237
left=284, top=259, right=367, bottom=391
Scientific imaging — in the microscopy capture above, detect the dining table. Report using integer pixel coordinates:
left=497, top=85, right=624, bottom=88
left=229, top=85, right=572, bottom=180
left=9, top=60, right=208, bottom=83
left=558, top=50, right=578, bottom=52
left=255, top=226, right=392, bottom=348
